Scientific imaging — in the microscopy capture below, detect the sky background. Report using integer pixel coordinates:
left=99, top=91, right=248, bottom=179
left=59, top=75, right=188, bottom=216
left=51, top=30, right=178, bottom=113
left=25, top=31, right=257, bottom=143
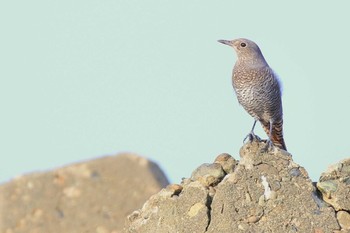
left=1, top=1, right=349, bottom=184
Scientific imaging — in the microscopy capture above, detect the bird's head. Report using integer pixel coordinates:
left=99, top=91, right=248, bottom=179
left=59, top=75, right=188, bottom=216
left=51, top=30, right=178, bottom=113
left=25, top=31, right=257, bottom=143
left=218, top=38, right=266, bottom=64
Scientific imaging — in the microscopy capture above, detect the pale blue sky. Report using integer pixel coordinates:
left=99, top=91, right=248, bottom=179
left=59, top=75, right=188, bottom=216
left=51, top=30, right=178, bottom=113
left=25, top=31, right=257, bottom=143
left=1, top=1, right=349, bottom=184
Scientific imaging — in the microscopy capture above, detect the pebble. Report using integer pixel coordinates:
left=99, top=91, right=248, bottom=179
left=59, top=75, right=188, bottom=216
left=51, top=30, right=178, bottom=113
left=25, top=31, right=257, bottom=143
left=214, top=153, right=237, bottom=174
left=317, top=181, right=338, bottom=199
left=289, top=168, right=301, bottom=177
left=337, top=211, right=350, bottom=230
left=166, top=184, right=183, bottom=196
left=258, top=195, right=265, bottom=206
left=191, top=163, right=225, bottom=186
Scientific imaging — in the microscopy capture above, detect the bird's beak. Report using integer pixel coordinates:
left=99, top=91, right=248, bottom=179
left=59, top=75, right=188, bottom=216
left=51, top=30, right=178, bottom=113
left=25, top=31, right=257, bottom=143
left=218, top=39, right=232, bottom=46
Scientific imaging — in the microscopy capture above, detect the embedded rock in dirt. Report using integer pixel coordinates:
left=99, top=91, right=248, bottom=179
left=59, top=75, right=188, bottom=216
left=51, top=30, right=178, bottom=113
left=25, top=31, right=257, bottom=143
left=124, top=140, right=341, bottom=233
left=317, top=158, right=350, bottom=212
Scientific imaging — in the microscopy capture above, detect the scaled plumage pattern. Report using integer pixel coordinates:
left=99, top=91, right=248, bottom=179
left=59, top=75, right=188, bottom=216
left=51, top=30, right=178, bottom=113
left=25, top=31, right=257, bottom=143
left=218, top=38, right=287, bottom=150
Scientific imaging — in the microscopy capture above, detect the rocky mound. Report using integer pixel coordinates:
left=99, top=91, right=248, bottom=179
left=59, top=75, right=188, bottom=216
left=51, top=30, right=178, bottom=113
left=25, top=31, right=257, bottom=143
left=0, top=153, right=169, bottom=233
left=124, top=141, right=350, bottom=233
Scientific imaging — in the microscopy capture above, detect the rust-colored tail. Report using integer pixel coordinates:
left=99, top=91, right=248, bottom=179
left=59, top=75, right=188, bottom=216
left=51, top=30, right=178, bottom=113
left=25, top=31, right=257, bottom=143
left=260, top=119, right=287, bottom=151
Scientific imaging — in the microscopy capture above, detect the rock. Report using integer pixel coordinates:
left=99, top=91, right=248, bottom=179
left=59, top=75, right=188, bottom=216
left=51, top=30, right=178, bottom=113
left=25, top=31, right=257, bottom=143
left=214, top=153, right=237, bottom=174
left=124, top=140, right=341, bottom=233
left=191, top=163, right=225, bottom=187
left=166, top=183, right=183, bottom=196
left=0, top=153, right=168, bottom=233
left=317, top=158, right=350, bottom=211
left=337, top=211, right=350, bottom=230
left=207, top=141, right=339, bottom=232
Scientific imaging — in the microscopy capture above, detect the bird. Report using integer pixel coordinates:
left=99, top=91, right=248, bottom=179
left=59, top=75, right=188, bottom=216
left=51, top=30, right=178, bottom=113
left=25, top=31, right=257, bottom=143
left=218, top=38, right=287, bottom=151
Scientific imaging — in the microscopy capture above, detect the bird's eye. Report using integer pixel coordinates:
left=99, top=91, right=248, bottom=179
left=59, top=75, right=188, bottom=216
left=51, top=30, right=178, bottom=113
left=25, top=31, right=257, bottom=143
left=240, top=42, right=246, bottom=47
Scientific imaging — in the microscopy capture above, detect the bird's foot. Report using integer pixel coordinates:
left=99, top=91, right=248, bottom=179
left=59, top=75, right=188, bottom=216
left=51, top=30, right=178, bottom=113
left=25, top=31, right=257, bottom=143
left=243, top=132, right=261, bottom=144
left=260, top=139, right=274, bottom=153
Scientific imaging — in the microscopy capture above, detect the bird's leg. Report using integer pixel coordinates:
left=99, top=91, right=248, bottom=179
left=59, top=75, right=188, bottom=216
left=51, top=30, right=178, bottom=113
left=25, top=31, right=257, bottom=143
left=262, top=120, right=275, bottom=151
left=243, top=120, right=261, bottom=143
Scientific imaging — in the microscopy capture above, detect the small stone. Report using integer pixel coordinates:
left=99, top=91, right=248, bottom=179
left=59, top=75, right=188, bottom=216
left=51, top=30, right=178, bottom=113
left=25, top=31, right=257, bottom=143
left=337, top=211, right=350, bottom=230
left=258, top=195, right=265, bottom=206
left=345, top=177, right=350, bottom=185
left=281, top=176, right=291, bottom=182
left=317, top=181, right=338, bottom=198
left=247, top=215, right=260, bottom=223
left=166, top=184, right=183, bottom=196
left=238, top=223, right=249, bottom=231
left=214, top=153, right=237, bottom=174
left=127, top=210, right=141, bottom=222
left=191, top=163, right=225, bottom=187
left=290, top=167, right=302, bottom=177
left=188, top=203, right=205, bottom=217
left=271, top=180, right=281, bottom=191
left=208, top=186, right=216, bottom=198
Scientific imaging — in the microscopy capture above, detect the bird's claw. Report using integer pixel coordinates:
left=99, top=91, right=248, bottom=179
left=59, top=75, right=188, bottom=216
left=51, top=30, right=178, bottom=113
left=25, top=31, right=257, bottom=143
left=243, top=132, right=261, bottom=144
left=261, top=139, right=274, bottom=153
